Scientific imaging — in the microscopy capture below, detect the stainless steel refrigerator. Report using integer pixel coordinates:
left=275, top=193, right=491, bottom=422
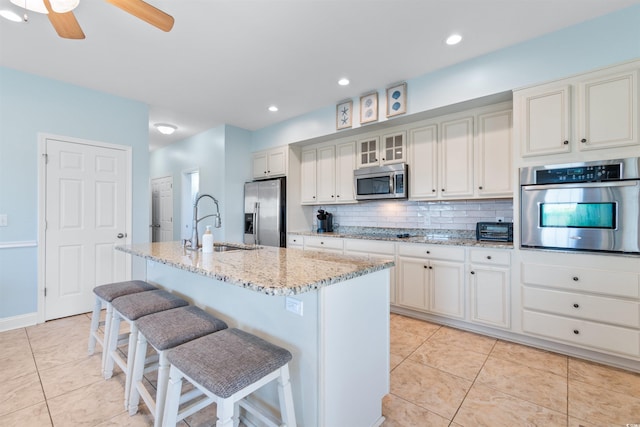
left=243, top=177, right=286, bottom=247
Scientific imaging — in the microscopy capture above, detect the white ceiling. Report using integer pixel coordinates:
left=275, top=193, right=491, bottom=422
left=1, top=0, right=638, bottom=151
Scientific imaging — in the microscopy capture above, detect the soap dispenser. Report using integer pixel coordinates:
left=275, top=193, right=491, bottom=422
left=202, top=225, right=214, bottom=253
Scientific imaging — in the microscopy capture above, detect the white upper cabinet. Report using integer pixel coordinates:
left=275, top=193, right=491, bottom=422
left=519, top=84, right=572, bottom=157
left=252, top=146, right=288, bottom=179
left=577, top=68, right=638, bottom=151
left=408, top=124, right=438, bottom=199
left=301, top=141, right=356, bottom=205
left=381, top=131, right=406, bottom=164
left=357, top=136, right=380, bottom=168
left=300, top=149, right=317, bottom=204
left=440, top=116, right=474, bottom=199
left=475, top=109, right=513, bottom=197
left=516, top=61, right=639, bottom=158
left=357, top=132, right=406, bottom=168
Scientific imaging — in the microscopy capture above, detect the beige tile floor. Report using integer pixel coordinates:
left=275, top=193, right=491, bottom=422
left=1, top=312, right=639, bottom=426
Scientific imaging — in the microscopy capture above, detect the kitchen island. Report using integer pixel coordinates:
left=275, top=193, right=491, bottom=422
left=116, top=241, right=394, bottom=427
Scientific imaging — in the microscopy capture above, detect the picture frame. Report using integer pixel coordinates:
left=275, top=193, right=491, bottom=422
left=336, top=100, right=353, bottom=130
left=359, top=92, right=378, bottom=124
left=386, top=82, right=407, bottom=117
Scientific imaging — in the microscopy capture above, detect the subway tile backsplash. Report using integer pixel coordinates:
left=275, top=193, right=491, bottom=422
left=314, top=199, right=513, bottom=231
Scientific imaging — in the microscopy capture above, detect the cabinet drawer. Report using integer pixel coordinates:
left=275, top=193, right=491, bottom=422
left=304, top=236, right=344, bottom=251
left=469, top=249, right=510, bottom=266
left=398, top=243, right=465, bottom=262
left=523, top=286, right=640, bottom=328
left=522, top=263, right=639, bottom=298
left=344, top=239, right=395, bottom=255
left=522, top=310, right=640, bottom=357
left=287, top=235, right=303, bottom=247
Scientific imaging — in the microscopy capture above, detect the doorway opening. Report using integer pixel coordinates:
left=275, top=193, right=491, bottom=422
left=181, top=170, right=199, bottom=240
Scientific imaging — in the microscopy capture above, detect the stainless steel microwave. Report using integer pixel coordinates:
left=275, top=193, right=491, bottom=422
left=354, top=163, right=408, bottom=200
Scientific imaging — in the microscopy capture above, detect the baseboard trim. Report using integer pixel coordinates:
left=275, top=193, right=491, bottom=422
left=0, top=312, right=38, bottom=332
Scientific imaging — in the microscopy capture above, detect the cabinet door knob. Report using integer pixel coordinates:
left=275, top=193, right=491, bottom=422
left=336, top=195, right=340, bottom=198
left=382, top=158, right=386, bottom=161
left=424, top=265, right=428, bottom=269
left=573, top=303, right=579, bottom=308
left=426, top=250, right=430, bottom=254
left=478, top=186, right=483, bottom=190
left=572, top=276, right=579, bottom=282
left=573, top=329, right=580, bottom=335
left=267, top=170, right=271, bottom=173
left=581, top=138, right=587, bottom=143
left=429, top=266, right=433, bottom=269
left=470, top=271, right=475, bottom=275
left=563, top=140, right=569, bottom=145
left=432, top=189, right=436, bottom=192
left=331, top=195, right=334, bottom=198
left=441, top=189, right=445, bottom=192
left=320, top=241, right=324, bottom=245
left=486, top=255, right=492, bottom=260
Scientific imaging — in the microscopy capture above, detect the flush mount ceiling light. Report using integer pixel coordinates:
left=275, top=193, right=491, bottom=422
left=446, top=33, right=462, bottom=45
left=10, top=0, right=78, bottom=14
left=0, top=9, right=22, bottom=22
left=268, top=105, right=279, bottom=112
left=155, top=123, right=177, bottom=135
left=338, top=78, right=350, bottom=86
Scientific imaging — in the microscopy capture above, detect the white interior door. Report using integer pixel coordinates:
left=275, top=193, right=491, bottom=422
left=44, top=138, right=129, bottom=320
left=151, top=176, right=173, bottom=242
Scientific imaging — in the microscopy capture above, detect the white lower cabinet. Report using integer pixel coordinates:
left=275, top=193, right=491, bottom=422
left=396, top=244, right=465, bottom=319
left=469, top=248, right=511, bottom=329
left=520, top=251, right=640, bottom=359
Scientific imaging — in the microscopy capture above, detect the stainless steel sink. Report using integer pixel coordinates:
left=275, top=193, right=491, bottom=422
left=213, top=245, right=242, bottom=252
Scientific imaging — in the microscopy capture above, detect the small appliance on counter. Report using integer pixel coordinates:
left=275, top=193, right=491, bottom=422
left=316, top=209, right=333, bottom=233
left=476, top=222, right=513, bottom=242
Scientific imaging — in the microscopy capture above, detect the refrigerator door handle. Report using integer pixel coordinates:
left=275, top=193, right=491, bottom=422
left=253, top=202, right=259, bottom=244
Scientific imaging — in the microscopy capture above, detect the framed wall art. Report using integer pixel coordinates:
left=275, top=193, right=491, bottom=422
left=386, top=82, right=407, bottom=117
left=360, top=92, right=378, bottom=124
left=336, top=100, right=353, bottom=130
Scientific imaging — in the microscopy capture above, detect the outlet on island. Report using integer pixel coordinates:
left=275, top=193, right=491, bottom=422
left=286, top=296, right=303, bottom=316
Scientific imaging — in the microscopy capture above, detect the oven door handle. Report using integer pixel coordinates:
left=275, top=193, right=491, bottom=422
left=522, top=180, right=639, bottom=191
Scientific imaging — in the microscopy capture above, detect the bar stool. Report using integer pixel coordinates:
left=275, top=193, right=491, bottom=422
left=88, top=280, right=158, bottom=372
left=162, top=328, right=296, bottom=427
left=104, top=289, right=189, bottom=410
left=128, top=305, right=228, bottom=426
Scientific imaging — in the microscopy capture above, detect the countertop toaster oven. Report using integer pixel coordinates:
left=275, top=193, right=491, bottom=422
left=476, top=222, right=513, bottom=242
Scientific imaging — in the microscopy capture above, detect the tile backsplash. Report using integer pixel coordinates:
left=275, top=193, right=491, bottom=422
left=314, top=199, right=513, bottom=231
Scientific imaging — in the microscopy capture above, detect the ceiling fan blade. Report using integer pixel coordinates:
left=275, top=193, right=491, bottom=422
left=43, top=0, right=85, bottom=39
left=106, top=0, right=174, bottom=32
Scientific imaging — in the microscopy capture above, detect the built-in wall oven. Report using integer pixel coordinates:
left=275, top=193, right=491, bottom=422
left=520, top=157, right=640, bottom=255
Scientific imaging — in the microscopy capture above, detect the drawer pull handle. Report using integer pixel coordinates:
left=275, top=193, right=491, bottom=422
left=573, top=329, right=580, bottom=335
left=426, top=251, right=430, bottom=254
left=429, top=266, right=433, bottom=270
left=424, top=265, right=428, bottom=269
left=320, top=242, right=324, bottom=245
left=486, top=255, right=492, bottom=260
left=470, top=271, right=475, bottom=275
left=572, top=276, right=579, bottom=282
left=573, top=303, right=579, bottom=308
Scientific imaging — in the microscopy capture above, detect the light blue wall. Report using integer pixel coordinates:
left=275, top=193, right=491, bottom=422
left=0, top=67, right=149, bottom=320
left=252, top=5, right=640, bottom=150
left=149, top=125, right=252, bottom=243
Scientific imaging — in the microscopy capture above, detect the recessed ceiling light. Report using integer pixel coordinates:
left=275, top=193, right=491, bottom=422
left=154, top=123, right=177, bottom=135
left=446, top=34, right=462, bottom=45
left=0, top=9, right=22, bottom=22
left=268, top=105, right=278, bottom=112
left=338, top=78, right=350, bottom=86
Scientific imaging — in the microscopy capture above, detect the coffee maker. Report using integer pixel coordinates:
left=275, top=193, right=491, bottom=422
left=316, top=209, right=333, bottom=233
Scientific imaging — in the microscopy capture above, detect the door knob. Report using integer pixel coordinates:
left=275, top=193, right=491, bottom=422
left=117, top=233, right=126, bottom=239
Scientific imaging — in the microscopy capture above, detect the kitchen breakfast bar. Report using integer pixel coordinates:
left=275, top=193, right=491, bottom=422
left=116, top=241, right=394, bottom=427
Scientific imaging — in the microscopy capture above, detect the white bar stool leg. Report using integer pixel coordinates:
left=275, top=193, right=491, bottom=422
left=103, top=308, right=121, bottom=379
left=162, top=365, right=184, bottom=426
left=277, top=365, right=296, bottom=427
left=88, top=296, right=103, bottom=355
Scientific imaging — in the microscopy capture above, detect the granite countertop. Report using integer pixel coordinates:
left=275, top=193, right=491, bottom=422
left=116, top=241, right=394, bottom=296
left=291, top=228, right=514, bottom=249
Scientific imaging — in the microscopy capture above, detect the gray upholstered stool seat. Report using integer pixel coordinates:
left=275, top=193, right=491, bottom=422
left=163, top=328, right=296, bottom=427
left=128, top=306, right=228, bottom=426
left=88, top=280, right=158, bottom=374
left=103, top=289, right=189, bottom=411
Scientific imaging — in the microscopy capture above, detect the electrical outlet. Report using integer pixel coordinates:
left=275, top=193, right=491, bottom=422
left=0, top=214, right=7, bottom=227
left=496, top=217, right=504, bottom=223
left=285, top=297, right=303, bottom=316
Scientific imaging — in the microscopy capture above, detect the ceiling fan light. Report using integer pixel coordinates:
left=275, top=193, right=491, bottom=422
left=10, top=0, right=48, bottom=14
left=155, top=123, right=177, bottom=135
left=0, top=9, right=23, bottom=22
left=50, top=0, right=79, bottom=13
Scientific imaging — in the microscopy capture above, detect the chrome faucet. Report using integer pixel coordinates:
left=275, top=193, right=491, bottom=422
left=188, top=193, right=222, bottom=250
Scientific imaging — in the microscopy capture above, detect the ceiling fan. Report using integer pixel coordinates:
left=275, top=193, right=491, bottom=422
left=10, top=0, right=174, bottom=39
